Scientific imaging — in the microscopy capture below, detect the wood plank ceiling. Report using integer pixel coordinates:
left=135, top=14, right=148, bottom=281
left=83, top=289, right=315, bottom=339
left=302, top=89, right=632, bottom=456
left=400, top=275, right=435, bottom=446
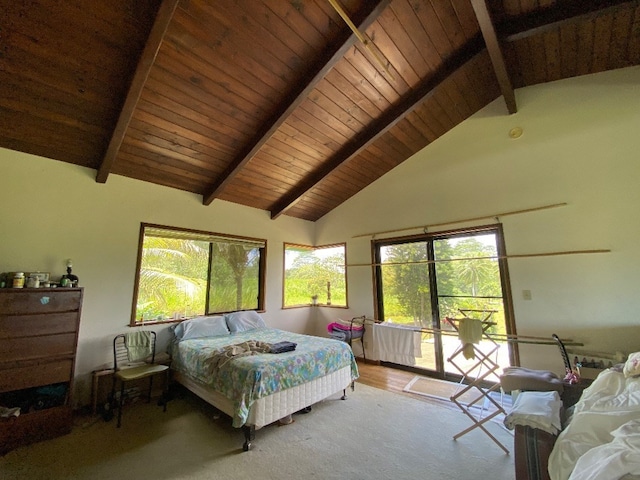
left=2, top=0, right=639, bottom=221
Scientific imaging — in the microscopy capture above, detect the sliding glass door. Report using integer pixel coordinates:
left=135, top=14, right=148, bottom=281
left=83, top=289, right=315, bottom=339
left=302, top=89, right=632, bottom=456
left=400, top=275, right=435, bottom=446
left=373, top=225, right=516, bottom=381
left=376, top=240, right=438, bottom=370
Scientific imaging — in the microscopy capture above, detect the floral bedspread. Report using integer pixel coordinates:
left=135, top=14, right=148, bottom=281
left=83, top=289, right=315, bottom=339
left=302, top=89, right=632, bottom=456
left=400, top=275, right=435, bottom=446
left=170, top=328, right=359, bottom=427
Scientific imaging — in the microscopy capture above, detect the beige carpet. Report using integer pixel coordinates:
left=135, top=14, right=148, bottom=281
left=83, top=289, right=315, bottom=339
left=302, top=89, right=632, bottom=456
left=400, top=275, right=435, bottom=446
left=0, top=383, right=515, bottom=480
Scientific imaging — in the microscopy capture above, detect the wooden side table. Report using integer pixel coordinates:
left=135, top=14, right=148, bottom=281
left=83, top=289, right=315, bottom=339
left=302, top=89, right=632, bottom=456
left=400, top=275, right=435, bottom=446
left=91, top=368, right=115, bottom=415
left=561, top=379, right=593, bottom=409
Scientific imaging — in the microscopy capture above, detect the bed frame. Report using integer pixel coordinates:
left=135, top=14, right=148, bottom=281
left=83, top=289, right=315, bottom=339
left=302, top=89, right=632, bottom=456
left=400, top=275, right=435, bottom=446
left=173, top=365, right=354, bottom=451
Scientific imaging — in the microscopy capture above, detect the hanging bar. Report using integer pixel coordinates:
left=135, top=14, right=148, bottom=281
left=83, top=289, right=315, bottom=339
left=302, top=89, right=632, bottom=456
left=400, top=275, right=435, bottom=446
left=327, top=0, right=395, bottom=80
left=344, top=248, right=610, bottom=268
left=367, top=317, right=582, bottom=346
left=351, top=202, right=568, bottom=238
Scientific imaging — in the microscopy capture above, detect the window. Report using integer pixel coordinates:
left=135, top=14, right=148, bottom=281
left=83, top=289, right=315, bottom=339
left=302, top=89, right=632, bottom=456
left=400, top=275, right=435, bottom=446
left=283, top=243, right=347, bottom=308
left=131, top=224, right=266, bottom=325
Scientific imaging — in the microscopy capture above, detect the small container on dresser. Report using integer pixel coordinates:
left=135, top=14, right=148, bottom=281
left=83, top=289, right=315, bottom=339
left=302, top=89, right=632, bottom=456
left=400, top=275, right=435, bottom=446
left=0, top=287, right=83, bottom=455
left=12, top=272, right=24, bottom=288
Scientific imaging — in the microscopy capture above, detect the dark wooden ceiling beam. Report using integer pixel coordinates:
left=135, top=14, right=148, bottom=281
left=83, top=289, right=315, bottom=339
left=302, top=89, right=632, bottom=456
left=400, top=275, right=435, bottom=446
left=269, top=0, right=631, bottom=220
left=470, top=0, right=517, bottom=114
left=95, top=0, right=179, bottom=184
left=269, top=34, right=486, bottom=220
left=201, top=0, right=390, bottom=206
left=501, top=0, right=639, bottom=42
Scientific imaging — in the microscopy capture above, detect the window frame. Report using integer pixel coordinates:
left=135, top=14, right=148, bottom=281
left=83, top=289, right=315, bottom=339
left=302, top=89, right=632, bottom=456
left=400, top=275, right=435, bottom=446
left=130, top=223, right=267, bottom=326
left=282, top=242, right=348, bottom=309
left=371, top=223, right=518, bottom=367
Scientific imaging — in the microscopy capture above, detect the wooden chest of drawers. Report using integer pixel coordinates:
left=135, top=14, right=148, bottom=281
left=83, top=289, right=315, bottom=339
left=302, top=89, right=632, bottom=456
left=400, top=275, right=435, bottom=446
left=0, top=288, right=83, bottom=455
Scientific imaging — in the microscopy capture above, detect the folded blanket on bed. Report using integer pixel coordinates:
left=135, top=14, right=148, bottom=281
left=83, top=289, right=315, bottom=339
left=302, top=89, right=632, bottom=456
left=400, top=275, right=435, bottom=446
left=269, top=341, right=297, bottom=354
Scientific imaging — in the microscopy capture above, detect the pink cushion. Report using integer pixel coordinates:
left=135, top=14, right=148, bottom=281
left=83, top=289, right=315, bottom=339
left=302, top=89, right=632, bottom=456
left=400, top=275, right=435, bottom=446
left=327, top=322, right=363, bottom=332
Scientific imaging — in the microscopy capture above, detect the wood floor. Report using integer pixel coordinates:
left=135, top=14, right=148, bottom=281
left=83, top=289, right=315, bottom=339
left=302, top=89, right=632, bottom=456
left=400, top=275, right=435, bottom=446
left=354, top=359, right=434, bottom=404
left=356, top=360, right=512, bottom=409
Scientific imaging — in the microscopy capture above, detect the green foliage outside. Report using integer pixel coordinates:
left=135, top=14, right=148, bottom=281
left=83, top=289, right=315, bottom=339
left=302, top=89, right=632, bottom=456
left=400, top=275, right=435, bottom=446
left=136, top=237, right=208, bottom=321
left=136, top=236, right=261, bottom=322
left=207, top=242, right=261, bottom=312
left=380, top=235, right=506, bottom=336
left=284, top=246, right=346, bottom=307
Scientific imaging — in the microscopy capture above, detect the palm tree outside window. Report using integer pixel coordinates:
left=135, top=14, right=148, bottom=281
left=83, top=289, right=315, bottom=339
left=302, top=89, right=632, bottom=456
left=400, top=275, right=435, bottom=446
left=131, top=223, right=266, bottom=325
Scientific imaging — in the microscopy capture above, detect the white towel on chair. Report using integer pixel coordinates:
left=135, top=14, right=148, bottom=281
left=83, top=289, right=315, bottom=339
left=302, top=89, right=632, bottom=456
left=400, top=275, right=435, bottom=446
left=125, top=331, right=153, bottom=362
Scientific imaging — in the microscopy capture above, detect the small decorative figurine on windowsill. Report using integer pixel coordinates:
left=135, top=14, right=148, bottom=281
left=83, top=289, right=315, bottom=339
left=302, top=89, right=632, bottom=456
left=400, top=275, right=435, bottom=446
left=60, top=259, right=79, bottom=287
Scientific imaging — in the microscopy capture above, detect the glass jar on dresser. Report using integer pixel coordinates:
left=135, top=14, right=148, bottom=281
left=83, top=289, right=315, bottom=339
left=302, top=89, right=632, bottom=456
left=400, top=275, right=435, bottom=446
left=0, top=287, right=83, bottom=455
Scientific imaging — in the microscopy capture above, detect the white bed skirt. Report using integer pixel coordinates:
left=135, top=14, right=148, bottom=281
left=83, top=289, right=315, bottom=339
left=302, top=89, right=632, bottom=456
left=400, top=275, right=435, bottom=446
left=173, top=365, right=353, bottom=429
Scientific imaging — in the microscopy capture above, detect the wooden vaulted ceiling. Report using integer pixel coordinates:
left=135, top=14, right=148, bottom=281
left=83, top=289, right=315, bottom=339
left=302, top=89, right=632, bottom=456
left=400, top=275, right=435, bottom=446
left=2, top=1, right=639, bottom=221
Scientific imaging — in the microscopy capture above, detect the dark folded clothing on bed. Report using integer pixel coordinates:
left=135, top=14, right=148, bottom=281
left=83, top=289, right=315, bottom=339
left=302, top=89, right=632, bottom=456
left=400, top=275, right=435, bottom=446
left=269, top=341, right=297, bottom=354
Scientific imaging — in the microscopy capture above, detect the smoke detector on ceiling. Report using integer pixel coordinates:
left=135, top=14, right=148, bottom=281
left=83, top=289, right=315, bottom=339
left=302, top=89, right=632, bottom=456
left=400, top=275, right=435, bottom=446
left=509, top=127, right=523, bottom=139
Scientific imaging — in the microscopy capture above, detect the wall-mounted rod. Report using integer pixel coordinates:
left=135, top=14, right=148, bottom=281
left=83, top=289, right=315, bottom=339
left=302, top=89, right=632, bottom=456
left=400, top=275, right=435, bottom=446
left=372, top=323, right=583, bottom=346
left=345, top=248, right=610, bottom=267
left=352, top=202, right=568, bottom=239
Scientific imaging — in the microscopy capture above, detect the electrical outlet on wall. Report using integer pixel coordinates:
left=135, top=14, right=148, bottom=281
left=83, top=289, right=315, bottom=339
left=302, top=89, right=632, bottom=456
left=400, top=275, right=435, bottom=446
left=522, top=289, right=532, bottom=300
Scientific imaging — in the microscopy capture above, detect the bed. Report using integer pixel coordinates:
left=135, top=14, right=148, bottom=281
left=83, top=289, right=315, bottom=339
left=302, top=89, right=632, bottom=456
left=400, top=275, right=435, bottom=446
left=548, top=352, right=640, bottom=480
left=168, top=311, right=359, bottom=451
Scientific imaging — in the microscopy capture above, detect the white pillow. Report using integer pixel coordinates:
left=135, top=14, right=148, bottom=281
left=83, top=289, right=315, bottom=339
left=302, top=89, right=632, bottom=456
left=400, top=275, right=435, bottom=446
left=173, top=315, right=229, bottom=341
left=225, top=311, right=266, bottom=333
left=623, top=352, right=640, bottom=378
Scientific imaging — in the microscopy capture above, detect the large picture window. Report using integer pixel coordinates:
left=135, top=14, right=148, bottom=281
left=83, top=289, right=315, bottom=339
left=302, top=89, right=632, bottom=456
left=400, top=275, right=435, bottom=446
left=283, top=243, right=347, bottom=308
left=131, top=224, right=266, bottom=325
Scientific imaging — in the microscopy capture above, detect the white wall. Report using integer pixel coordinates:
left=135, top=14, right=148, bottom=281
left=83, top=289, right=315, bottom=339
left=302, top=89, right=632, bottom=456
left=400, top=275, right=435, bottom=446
left=316, top=66, right=640, bottom=375
left=0, top=151, right=316, bottom=406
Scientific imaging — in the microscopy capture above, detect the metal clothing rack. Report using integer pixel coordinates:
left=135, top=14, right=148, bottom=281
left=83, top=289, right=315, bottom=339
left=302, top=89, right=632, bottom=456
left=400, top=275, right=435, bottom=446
left=447, top=312, right=510, bottom=454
